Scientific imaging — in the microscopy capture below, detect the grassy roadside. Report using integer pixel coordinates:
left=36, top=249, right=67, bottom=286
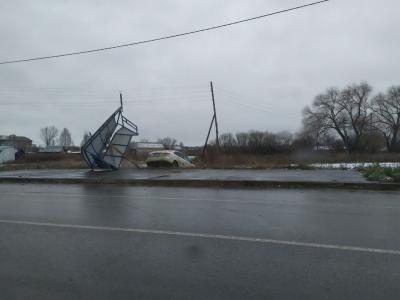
left=1, top=152, right=400, bottom=172
left=196, top=152, right=400, bottom=169
left=358, top=165, right=400, bottom=182
left=0, top=159, right=87, bottom=171
left=0, top=153, right=87, bottom=172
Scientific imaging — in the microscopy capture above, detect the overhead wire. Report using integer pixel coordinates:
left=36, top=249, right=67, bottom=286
left=0, top=0, right=330, bottom=65
left=0, top=98, right=208, bottom=106
left=0, top=85, right=207, bottom=95
left=216, top=88, right=272, bottom=113
left=0, top=84, right=290, bottom=116
left=0, top=84, right=297, bottom=117
left=215, top=88, right=299, bottom=116
left=0, top=86, right=212, bottom=107
left=216, top=87, right=274, bottom=108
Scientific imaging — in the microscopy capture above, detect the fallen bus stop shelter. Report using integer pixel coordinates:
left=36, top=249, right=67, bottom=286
left=81, top=105, right=138, bottom=170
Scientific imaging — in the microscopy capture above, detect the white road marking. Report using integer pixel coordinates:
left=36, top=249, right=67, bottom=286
left=1, top=219, right=400, bottom=256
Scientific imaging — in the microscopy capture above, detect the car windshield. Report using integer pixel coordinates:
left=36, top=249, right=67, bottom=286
left=174, top=151, right=187, bottom=159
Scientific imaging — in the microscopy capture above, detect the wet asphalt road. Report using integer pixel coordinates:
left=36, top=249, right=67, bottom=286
left=1, top=183, right=400, bottom=299
left=0, top=168, right=368, bottom=183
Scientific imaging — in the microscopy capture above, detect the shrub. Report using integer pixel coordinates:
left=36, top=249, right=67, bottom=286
left=361, top=167, right=400, bottom=182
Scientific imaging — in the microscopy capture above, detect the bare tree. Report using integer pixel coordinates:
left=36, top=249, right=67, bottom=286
left=157, top=137, right=177, bottom=150
left=275, top=131, right=293, bottom=151
left=261, top=131, right=278, bottom=153
left=340, top=82, right=372, bottom=151
left=235, top=132, right=249, bottom=151
left=219, top=133, right=237, bottom=152
left=306, top=87, right=350, bottom=150
left=301, top=106, right=326, bottom=150
left=303, top=82, right=373, bottom=152
left=59, top=128, right=73, bottom=147
left=292, top=129, right=315, bottom=150
left=371, top=86, right=400, bottom=152
left=40, top=126, right=58, bottom=147
left=248, top=131, right=264, bottom=153
left=81, top=131, right=91, bottom=146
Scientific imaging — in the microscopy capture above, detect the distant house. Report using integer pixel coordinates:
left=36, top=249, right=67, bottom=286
left=39, top=146, right=66, bottom=154
left=66, top=146, right=81, bottom=154
left=185, top=146, right=203, bottom=156
left=0, top=135, right=32, bottom=152
left=172, top=144, right=183, bottom=151
left=130, top=142, right=164, bottom=157
left=313, top=145, right=331, bottom=152
left=0, top=146, right=15, bottom=164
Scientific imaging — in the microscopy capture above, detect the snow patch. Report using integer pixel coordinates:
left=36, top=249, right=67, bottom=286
left=310, top=162, right=400, bottom=170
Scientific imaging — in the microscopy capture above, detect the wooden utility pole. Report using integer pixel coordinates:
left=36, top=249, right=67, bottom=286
left=120, top=92, right=123, bottom=110
left=210, top=81, right=219, bottom=149
left=202, top=81, right=220, bottom=155
left=202, top=115, right=215, bottom=155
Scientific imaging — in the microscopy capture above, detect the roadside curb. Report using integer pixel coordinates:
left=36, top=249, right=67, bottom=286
left=1, top=177, right=399, bottom=191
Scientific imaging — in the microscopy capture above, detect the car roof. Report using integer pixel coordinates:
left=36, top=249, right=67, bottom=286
left=149, top=150, right=176, bottom=154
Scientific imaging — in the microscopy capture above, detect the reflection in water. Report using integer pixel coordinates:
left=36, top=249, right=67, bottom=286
left=77, top=185, right=234, bottom=231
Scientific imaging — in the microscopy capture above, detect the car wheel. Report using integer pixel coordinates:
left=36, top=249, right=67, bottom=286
left=172, top=161, right=179, bottom=168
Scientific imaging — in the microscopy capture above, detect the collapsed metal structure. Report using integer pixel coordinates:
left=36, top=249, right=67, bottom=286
left=81, top=105, right=138, bottom=170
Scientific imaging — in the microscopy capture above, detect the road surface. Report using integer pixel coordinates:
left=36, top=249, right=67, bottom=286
left=1, top=183, right=399, bottom=299
left=0, top=168, right=368, bottom=183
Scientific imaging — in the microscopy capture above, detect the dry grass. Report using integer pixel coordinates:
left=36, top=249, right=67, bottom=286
left=196, top=152, right=400, bottom=169
left=2, top=151, right=400, bottom=171
left=1, top=153, right=87, bottom=171
left=1, top=160, right=87, bottom=171
left=1, top=153, right=143, bottom=171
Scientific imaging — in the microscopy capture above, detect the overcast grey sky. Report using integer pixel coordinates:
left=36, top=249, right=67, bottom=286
left=1, top=0, right=399, bottom=146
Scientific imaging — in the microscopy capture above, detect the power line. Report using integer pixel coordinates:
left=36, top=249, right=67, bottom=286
left=0, top=0, right=330, bottom=65
left=0, top=90, right=210, bottom=98
left=0, top=96, right=210, bottom=105
left=0, top=85, right=210, bottom=99
left=216, top=87, right=274, bottom=109
left=0, top=97, right=208, bottom=104
left=0, top=84, right=206, bottom=92
left=216, top=88, right=273, bottom=111
left=222, top=97, right=271, bottom=113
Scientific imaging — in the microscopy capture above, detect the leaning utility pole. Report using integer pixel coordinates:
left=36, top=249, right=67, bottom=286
left=202, top=81, right=220, bottom=155
left=210, top=81, right=219, bottom=148
left=120, top=92, right=123, bottom=110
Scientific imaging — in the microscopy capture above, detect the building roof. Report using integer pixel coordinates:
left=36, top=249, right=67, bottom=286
left=132, top=142, right=164, bottom=149
left=0, top=135, right=32, bottom=142
left=0, top=145, right=13, bottom=150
